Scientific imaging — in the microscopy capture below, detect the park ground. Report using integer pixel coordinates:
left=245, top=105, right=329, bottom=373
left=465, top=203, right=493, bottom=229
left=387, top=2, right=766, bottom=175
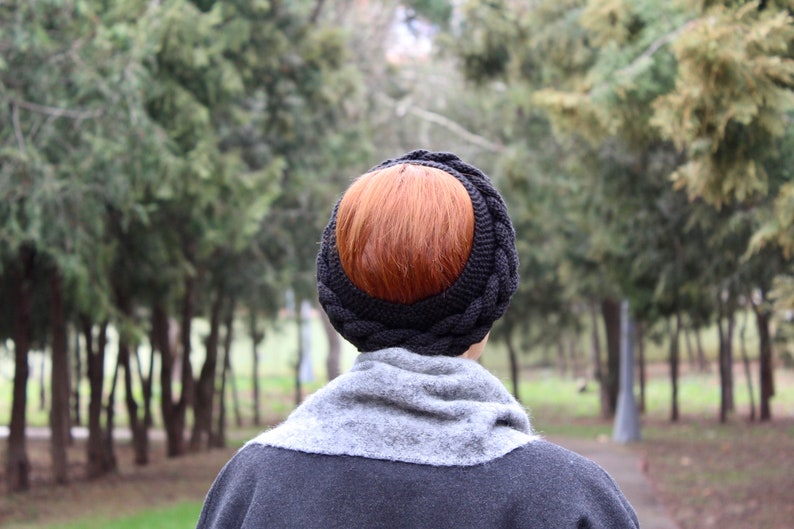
left=1, top=363, right=793, bottom=529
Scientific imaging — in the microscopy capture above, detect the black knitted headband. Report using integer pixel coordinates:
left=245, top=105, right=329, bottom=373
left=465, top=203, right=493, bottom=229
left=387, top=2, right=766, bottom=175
left=316, top=150, right=519, bottom=357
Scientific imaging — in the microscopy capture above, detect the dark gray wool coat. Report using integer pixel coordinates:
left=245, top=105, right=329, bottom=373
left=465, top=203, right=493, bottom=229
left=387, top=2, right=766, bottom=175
left=196, top=348, right=639, bottom=529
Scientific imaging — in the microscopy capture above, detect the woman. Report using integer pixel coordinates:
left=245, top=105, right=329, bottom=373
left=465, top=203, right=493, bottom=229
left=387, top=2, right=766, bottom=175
left=197, top=150, right=639, bottom=529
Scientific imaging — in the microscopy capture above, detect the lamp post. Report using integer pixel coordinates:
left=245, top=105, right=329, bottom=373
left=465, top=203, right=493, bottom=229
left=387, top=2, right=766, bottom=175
left=613, top=299, right=641, bottom=443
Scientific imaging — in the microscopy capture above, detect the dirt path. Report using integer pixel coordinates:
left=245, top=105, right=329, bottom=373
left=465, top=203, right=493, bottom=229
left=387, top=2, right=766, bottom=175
left=551, top=436, right=679, bottom=529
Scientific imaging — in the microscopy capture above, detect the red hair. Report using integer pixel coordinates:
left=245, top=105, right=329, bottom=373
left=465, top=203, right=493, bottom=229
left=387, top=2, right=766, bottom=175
left=336, top=164, right=475, bottom=305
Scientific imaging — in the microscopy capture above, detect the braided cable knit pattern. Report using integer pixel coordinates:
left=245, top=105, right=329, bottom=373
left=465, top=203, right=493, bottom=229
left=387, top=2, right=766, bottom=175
left=316, top=150, right=519, bottom=357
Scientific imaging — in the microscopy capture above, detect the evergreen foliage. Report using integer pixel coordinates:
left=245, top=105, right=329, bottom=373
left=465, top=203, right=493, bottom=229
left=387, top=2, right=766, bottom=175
left=2, top=0, right=794, bottom=494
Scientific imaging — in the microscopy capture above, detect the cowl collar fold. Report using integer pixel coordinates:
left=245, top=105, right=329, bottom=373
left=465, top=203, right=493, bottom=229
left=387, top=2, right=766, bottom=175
left=250, top=348, right=537, bottom=467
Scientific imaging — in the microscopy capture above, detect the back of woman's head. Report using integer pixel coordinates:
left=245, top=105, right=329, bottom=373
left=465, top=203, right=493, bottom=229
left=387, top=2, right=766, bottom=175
left=316, top=150, right=518, bottom=357
left=335, top=164, right=474, bottom=305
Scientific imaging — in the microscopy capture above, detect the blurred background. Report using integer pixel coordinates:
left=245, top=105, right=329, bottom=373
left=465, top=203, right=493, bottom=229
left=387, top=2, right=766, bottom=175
left=1, top=1, right=794, bottom=528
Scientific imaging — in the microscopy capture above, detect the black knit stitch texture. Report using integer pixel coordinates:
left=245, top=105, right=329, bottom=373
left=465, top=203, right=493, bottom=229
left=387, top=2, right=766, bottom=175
left=316, top=150, right=518, bottom=357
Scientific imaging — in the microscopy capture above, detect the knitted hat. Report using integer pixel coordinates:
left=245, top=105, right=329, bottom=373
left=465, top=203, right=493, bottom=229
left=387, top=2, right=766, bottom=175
left=316, top=150, right=518, bottom=357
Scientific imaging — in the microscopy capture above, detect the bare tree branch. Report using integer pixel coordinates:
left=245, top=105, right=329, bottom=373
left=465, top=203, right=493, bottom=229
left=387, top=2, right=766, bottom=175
left=310, top=0, right=327, bottom=25
left=615, top=20, right=698, bottom=81
left=380, top=95, right=504, bottom=153
left=588, top=19, right=699, bottom=95
left=10, top=98, right=103, bottom=120
left=11, top=102, right=26, bottom=154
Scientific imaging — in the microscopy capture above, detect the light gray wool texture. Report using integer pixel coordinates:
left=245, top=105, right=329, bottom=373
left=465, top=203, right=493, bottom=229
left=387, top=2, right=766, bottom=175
left=249, top=347, right=538, bottom=467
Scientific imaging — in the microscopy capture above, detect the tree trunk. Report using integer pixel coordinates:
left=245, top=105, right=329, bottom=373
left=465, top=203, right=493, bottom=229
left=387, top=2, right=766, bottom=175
left=39, top=350, right=46, bottom=412
left=223, top=302, right=242, bottom=429
left=589, top=301, right=608, bottom=418
left=717, top=310, right=736, bottom=423
left=213, top=302, right=236, bottom=448
left=717, top=316, right=728, bottom=423
left=320, top=308, right=341, bottom=381
left=114, top=291, right=148, bottom=465
left=191, top=290, right=223, bottom=451
left=153, top=302, right=182, bottom=457
left=64, top=325, right=74, bottom=444
left=72, top=329, right=82, bottom=426
left=669, top=312, right=681, bottom=422
left=84, top=318, right=116, bottom=478
left=309, top=0, right=327, bottom=24
left=568, top=336, right=581, bottom=379
left=6, top=249, right=33, bottom=492
left=695, top=328, right=708, bottom=372
left=215, top=345, right=229, bottom=449
left=104, top=342, right=120, bottom=471
left=49, top=267, right=71, bottom=485
left=249, top=310, right=263, bottom=427
left=752, top=300, right=775, bottom=421
left=739, top=309, right=756, bottom=421
left=175, top=274, right=196, bottom=456
left=119, top=338, right=148, bottom=464
left=600, top=298, right=621, bottom=418
left=228, top=355, right=243, bottom=427
left=505, top=327, right=521, bottom=402
left=134, top=343, right=155, bottom=429
left=556, top=340, right=567, bottom=377
left=725, top=314, right=735, bottom=413
left=636, top=320, right=646, bottom=414
left=683, top=325, right=696, bottom=371
left=294, top=300, right=303, bottom=407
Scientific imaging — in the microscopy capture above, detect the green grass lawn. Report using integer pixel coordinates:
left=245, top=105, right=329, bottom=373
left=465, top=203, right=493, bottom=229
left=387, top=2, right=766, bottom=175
left=32, top=502, right=202, bottom=529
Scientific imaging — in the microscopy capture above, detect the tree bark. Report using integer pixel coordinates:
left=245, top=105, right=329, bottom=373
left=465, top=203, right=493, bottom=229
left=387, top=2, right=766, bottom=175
left=104, top=340, right=120, bottom=471
left=113, top=289, right=148, bottom=465
left=294, top=301, right=303, bottom=407
left=636, top=320, right=646, bottom=414
left=717, top=309, right=736, bottom=423
left=320, top=308, right=341, bottom=382
left=119, top=337, right=148, bottom=464
left=49, top=267, right=71, bottom=485
left=153, top=302, right=182, bottom=457
left=39, top=350, right=46, bottom=412
left=6, top=249, right=33, bottom=492
left=725, top=314, right=735, bottom=413
left=695, top=328, right=708, bottom=372
left=739, top=309, right=756, bottom=421
left=589, top=301, right=608, bottom=418
left=249, top=310, right=263, bottom=427
left=175, top=274, right=196, bottom=456
left=213, top=302, right=237, bottom=448
left=191, top=290, right=223, bottom=451
left=600, top=298, right=621, bottom=418
left=718, top=316, right=728, bottom=423
left=683, top=324, right=696, bottom=370
left=309, top=0, right=327, bottom=24
left=752, top=300, right=775, bottom=421
left=223, top=302, right=242, bottom=429
left=505, top=327, right=521, bottom=402
left=669, top=312, right=681, bottom=422
left=134, top=343, right=155, bottom=429
left=84, top=318, right=116, bottom=478
left=556, top=340, right=568, bottom=377
left=215, top=344, right=229, bottom=449
left=568, top=336, right=581, bottom=379
left=227, top=352, right=243, bottom=428
left=72, top=329, right=82, bottom=426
